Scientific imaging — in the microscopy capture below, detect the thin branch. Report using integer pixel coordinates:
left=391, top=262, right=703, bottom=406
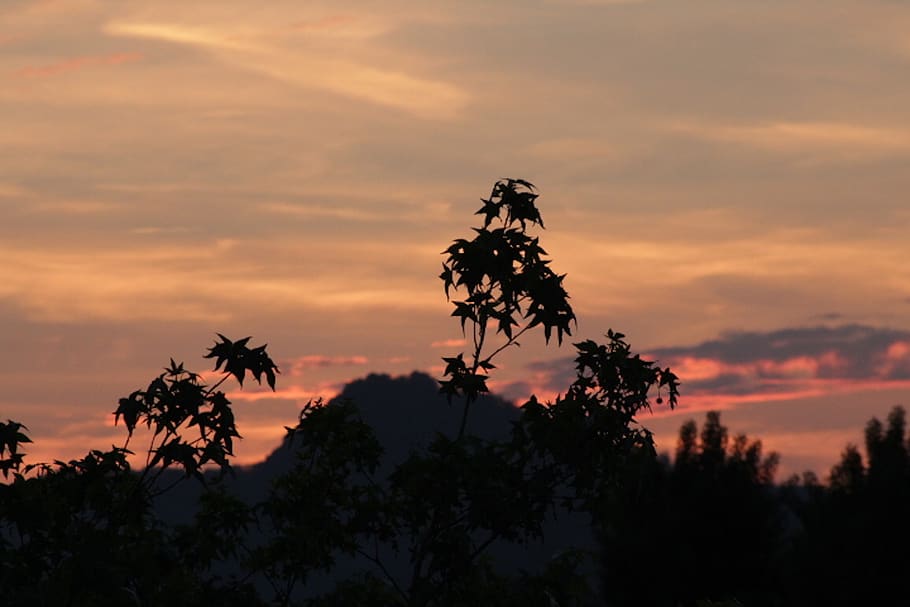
left=457, top=402, right=472, bottom=441
left=483, top=323, right=534, bottom=363
left=203, top=373, right=231, bottom=397
left=356, top=539, right=409, bottom=605
left=468, top=531, right=500, bottom=565
left=148, top=473, right=186, bottom=499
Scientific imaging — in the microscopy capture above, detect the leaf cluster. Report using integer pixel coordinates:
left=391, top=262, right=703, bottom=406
left=1, top=336, right=277, bottom=606
left=439, top=179, right=577, bottom=438
left=440, top=178, right=574, bottom=348
left=113, top=335, right=278, bottom=481
left=512, top=331, right=678, bottom=510
left=206, top=333, right=279, bottom=390
left=0, top=420, right=31, bottom=479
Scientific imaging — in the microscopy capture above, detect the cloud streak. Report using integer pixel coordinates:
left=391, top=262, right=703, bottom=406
left=668, top=120, right=910, bottom=161
left=510, top=325, right=910, bottom=410
left=15, top=52, right=142, bottom=78
left=283, top=355, right=369, bottom=376
left=104, top=19, right=468, bottom=119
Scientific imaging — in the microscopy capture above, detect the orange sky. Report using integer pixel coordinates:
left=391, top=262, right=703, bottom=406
left=3, top=0, right=910, bottom=479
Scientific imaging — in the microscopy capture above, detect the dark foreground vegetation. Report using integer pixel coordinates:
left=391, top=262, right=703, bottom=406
left=601, top=405, right=910, bottom=606
left=1, top=180, right=907, bottom=606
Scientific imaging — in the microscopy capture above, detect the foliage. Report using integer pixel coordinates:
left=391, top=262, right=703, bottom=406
left=253, top=179, right=678, bottom=604
left=0, top=334, right=277, bottom=606
left=438, top=178, right=578, bottom=437
left=0, top=419, right=31, bottom=479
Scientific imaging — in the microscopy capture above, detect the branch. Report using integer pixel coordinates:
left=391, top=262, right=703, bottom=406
left=483, top=323, right=534, bottom=364
left=203, top=373, right=230, bottom=398
left=356, top=537, right=410, bottom=605
left=468, top=531, right=500, bottom=565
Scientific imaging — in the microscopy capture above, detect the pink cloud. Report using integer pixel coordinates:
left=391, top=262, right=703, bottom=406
left=225, top=382, right=341, bottom=403
left=430, top=338, right=465, bottom=348
left=15, top=52, right=142, bottom=79
left=886, top=341, right=910, bottom=360
left=283, top=354, right=369, bottom=376
left=512, top=325, right=910, bottom=417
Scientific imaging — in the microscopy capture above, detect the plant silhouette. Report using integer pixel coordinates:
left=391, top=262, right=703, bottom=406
left=0, top=334, right=278, bottom=605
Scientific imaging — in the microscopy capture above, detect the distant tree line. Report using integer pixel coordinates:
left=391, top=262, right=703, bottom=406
left=599, top=406, right=910, bottom=606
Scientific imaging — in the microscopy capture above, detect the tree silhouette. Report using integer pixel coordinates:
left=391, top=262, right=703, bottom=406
left=828, top=444, right=864, bottom=494
left=0, top=335, right=277, bottom=605
left=780, top=405, right=910, bottom=606
left=600, top=411, right=784, bottom=606
left=257, top=179, right=678, bottom=604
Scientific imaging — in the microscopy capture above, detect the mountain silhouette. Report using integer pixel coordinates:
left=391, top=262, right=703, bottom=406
left=244, top=371, right=519, bottom=486
left=154, top=371, right=598, bottom=600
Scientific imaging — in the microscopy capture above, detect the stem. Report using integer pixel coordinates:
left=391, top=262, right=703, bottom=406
left=357, top=539, right=409, bottom=605
left=458, top=298, right=488, bottom=440
left=204, top=373, right=230, bottom=398
left=471, top=309, right=486, bottom=372
left=456, top=402, right=472, bottom=441
left=468, top=532, right=499, bottom=565
left=458, top=320, right=534, bottom=440
left=148, top=473, right=185, bottom=499
left=483, top=323, right=533, bottom=363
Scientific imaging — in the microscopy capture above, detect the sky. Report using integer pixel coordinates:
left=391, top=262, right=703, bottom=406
left=3, top=0, right=910, bottom=479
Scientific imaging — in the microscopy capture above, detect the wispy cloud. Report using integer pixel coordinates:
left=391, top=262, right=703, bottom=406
left=284, top=355, right=369, bottom=376
left=15, top=52, right=142, bottom=78
left=104, top=19, right=468, bottom=119
left=103, top=22, right=255, bottom=51
left=668, top=120, right=910, bottom=161
left=259, top=202, right=383, bottom=222
left=225, top=384, right=340, bottom=403
left=430, top=338, right=465, bottom=348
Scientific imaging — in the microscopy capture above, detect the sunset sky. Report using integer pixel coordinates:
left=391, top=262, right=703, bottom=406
left=3, top=0, right=910, bottom=478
